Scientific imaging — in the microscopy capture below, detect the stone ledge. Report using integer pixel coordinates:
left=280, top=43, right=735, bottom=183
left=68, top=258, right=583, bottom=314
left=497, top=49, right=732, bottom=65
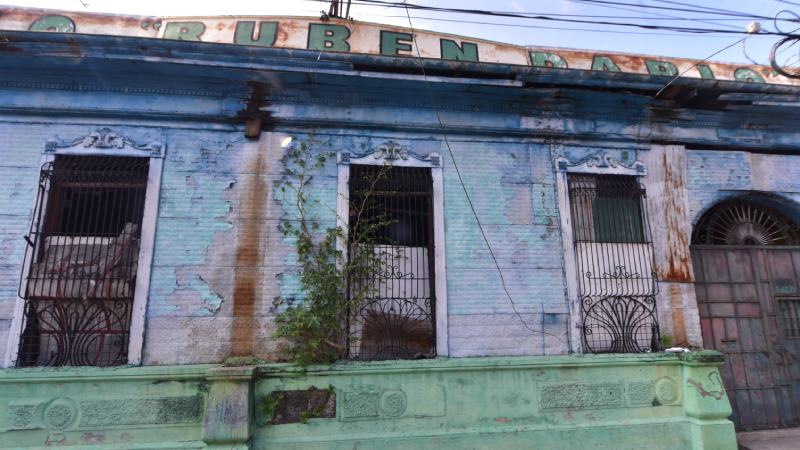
left=256, top=351, right=725, bottom=377
left=0, top=364, right=212, bottom=383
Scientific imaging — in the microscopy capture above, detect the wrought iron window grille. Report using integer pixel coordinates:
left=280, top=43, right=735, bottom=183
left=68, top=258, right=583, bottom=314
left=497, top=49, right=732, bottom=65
left=17, top=155, right=149, bottom=367
left=568, top=174, right=661, bottom=353
left=347, top=165, right=436, bottom=361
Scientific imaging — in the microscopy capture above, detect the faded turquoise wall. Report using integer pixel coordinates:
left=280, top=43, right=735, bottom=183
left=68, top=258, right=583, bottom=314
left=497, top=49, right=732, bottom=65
left=0, top=352, right=737, bottom=449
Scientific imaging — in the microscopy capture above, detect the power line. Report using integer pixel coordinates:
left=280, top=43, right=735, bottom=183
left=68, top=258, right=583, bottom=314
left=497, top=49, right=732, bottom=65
left=647, top=0, right=774, bottom=18
left=313, top=1, right=795, bottom=22
left=309, top=0, right=798, bottom=36
left=562, top=0, right=745, bottom=31
left=654, top=37, right=747, bottom=98
left=393, top=1, right=569, bottom=345
left=373, top=14, right=768, bottom=38
left=569, top=0, right=776, bottom=19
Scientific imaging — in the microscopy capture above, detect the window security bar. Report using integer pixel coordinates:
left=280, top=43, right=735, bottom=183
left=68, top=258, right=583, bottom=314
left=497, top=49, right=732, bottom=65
left=347, top=165, right=436, bottom=361
left=17, top=155, right=149, bottom=367
left=568, top=174, right=660, bottom=353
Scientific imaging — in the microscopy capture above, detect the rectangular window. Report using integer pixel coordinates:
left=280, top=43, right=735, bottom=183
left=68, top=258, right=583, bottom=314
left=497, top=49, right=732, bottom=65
left=347, top=165, right=436, bottom=361
left=17, top=155, right=149, bottom=367
left=568, top=174, right=645, bottom=243
left=567, top=173, right=659, bottom=353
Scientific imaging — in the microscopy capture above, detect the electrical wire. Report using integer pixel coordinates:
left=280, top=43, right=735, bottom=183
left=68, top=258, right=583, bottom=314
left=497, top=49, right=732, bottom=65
left=315, top=4, right=781, bottom=39
left=562, top=0, right=745, bottom=31
left=392, top=1, right=568, bottom=345
left=306, top=0, right=790, bottom=22
left=308, top=0, right=798, bottom=36
left=654, top=37, right=747, bottom=98
left=372, top=14, right=764, bottom=38
left=569, top=0, right=776, bottom=19
left=648, top=0, right=770, bottom=17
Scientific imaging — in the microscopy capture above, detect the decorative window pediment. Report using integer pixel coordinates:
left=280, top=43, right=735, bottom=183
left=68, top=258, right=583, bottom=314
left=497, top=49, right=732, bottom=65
left=556, top=149, right=645, bottom=176
left=339, top=141, right=441, bottom=168
left=44, top=128, right=165, bottom=158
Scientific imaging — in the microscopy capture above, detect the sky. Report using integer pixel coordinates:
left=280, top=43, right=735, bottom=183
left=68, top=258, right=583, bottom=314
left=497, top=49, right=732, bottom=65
left=1, top=0, right=795, bottom=65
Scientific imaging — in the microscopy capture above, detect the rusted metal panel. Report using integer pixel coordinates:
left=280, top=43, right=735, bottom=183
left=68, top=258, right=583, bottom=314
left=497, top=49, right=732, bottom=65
left=693, top=245, right=800, bottom=429
left=0, top=6, right=797, bottom=86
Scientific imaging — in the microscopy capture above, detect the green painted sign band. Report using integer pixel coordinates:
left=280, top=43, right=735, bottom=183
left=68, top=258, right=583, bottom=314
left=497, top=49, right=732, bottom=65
left=0, top=7, right=792, bottom=85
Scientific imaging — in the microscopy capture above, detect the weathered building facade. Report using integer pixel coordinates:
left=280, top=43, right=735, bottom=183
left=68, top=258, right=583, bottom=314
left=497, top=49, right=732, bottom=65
left=3, top=6, right=800, bottom=449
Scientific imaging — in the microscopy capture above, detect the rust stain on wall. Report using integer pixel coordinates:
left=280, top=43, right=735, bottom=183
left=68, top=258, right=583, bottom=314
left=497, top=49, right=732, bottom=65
left=231, top=143, right=267, bottom=357
left=659, top=151, right=693, bottom=283
left=667, top=284, right=688, bottom=346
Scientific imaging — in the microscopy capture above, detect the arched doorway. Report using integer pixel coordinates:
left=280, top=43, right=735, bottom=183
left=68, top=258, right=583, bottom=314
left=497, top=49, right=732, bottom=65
left=692, top=197, right=800, bottom=429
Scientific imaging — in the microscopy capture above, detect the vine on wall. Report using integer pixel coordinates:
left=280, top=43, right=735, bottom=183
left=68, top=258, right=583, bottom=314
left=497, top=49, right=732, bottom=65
left=274, top=136, right=390, bottom=365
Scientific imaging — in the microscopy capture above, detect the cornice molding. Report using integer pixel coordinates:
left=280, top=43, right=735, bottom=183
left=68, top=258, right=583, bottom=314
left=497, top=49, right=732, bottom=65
left=0, top=80, right=228, bottom=98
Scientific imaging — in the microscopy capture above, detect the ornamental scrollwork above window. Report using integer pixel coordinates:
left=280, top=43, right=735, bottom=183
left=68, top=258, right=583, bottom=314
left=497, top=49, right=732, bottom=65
left=44, top=128, right=165, bottom=157
left=340, top=141, right=441, bottom=167
left=556, top=149, right=645, bottom=175
left=374, top=141, right=409, bottom=161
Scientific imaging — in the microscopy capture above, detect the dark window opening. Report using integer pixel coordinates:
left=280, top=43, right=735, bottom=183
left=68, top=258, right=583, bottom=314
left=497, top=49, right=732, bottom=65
left=17, top=155, right=149, bottom=367
left=569, top=174, right=646, bottom=244
left=347, top=165, right=436, bottom=361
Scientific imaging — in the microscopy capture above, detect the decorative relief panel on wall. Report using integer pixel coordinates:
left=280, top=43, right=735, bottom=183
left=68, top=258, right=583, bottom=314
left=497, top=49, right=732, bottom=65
left=626, top=381, right=655, bottom=407
left=7, top=395, right=204, bottom=432
left=340, top=387, right=409, bottom=420
left=539, top=382, right=624, bottom=410
left=341, top=390, right=381, bottom=419
left=539, top=378, right=681, bottom=411
left=79, top=395, right=204, bottom=427
left=42, top=397, right=79, bottom=431
left=379, top=390, right=408, bottom=418
left=654, top=377, right=680, bottom=405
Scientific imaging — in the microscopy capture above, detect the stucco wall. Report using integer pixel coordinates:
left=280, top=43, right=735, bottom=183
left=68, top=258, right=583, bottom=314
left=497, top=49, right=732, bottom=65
left=7, top=120, right=799, bottom=365
left=0, top=122, right=48, bottom=365
left=0, top=121, right=575, bottom=365
left=0, top=352, right=737, bottom=450
left=271, top=132, right=572, bottom=360
left=687, top=149, right=800, bottom=223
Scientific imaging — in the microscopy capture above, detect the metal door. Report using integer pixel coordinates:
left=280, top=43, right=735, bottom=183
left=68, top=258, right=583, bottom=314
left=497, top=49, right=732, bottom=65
left=693, top=246, right=800, bottom=429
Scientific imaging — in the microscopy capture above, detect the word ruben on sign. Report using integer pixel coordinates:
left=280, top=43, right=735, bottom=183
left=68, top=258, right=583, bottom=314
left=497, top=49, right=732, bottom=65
left=2, top=7, right=795, bottom=85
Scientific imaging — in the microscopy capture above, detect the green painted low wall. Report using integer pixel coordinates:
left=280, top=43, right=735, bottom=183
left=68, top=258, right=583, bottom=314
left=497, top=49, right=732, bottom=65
left=0, top=352, right=736, bottom=449
left=0, top=364, right=212, bottom=449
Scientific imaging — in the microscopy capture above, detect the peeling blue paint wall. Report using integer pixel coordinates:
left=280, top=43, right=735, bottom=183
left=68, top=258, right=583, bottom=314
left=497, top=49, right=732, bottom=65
left=687, top=149, right=800, bottom=224
left=7, top=120, right=794, bottom=364
left=3, top=37, right=800, bottom=365
left=271, top=132, right=572, bottom=357
left=0, top=122, right=267, bottom=365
